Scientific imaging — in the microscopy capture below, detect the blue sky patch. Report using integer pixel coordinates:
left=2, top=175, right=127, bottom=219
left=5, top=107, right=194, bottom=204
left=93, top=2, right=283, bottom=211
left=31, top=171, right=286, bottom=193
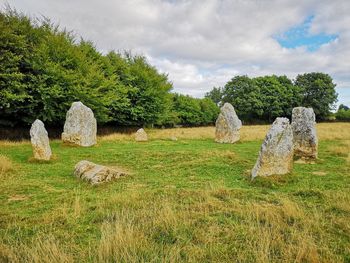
left=275, top=16, right=338, bottom=51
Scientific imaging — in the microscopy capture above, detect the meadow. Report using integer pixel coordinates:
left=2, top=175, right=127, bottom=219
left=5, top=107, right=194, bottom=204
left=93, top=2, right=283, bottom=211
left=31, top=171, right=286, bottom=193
left=0, top=123, right=349, bottom=263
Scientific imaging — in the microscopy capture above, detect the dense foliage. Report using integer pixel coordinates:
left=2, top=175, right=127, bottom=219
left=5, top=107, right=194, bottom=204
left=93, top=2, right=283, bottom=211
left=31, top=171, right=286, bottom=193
left=0, top=9, right=218, bottom=127
left=206, top=73, right=338, bottom=122
left=335, top=104, right=350, bottom=121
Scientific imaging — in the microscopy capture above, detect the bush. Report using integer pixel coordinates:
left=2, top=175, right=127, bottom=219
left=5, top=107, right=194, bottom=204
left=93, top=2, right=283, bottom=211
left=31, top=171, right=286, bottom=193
left=335, top=109, right=350, bottom=121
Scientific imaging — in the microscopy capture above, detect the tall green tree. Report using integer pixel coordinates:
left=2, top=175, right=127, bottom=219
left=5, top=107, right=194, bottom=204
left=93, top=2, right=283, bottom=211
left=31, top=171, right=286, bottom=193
left=295, top=72, right=338, bottom=120
left=205, top=87, right=222, bottom=105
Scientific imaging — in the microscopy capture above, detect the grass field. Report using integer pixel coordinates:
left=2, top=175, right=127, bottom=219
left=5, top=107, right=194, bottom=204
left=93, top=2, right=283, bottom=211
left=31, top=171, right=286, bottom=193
left=0, top=123, right=349, bottom=262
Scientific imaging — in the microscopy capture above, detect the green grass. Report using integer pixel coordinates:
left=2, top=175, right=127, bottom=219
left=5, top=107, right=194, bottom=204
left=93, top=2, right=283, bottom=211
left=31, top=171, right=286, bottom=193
left=0, top=135, right=349, bottom=262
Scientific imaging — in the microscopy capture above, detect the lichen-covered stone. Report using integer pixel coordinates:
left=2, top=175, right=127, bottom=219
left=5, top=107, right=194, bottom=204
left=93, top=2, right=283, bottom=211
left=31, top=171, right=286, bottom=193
left=30, top=119, right=52, bottom=161
left=215, top=103, right=242, bottom=143
left=292, top=107, right=318, bottom=160
left=252, top=117, right=294, bottom=178
left=62, top=102, right=97, bottom=146
left=74, top=160, right=127, bottom=185
left=135, top=128, right=148, bottom=142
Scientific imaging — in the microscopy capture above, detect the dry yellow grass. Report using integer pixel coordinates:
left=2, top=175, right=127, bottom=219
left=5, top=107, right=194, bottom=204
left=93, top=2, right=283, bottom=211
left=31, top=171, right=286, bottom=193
left=327, top=140, right=350, bottom=156
left=0, top=154, right=13, bottom=177
left=0, top=122, right=348, bottom=145
left=99, top=122, right=350, bottom=142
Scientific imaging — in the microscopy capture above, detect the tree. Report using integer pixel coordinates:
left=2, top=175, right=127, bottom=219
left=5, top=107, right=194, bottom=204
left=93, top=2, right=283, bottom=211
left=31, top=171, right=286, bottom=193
left=205, top=87, right=222, bottom=105
left=338, top=104, right=349, bottom=111
left=294, top=72, right=338, bottom=120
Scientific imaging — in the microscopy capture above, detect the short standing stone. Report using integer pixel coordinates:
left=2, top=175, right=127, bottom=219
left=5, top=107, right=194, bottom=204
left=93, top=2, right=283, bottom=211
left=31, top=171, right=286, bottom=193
left=30, top=119, right=52, bottom=161
left=251, top=117, right=294, bottom=178
left=292, top=107, right=318, bottom=160
left=62, top=101, right=97, bottom=146
left=135, top=128, right=148, bottom=142
left=215, top=103, right=242, bottom=143
left=74, top=160, right=127, bottom=185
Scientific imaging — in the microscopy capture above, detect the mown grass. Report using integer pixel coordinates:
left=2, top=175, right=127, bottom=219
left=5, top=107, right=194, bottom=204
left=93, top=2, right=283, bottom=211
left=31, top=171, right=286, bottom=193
left=0, top=123, right=349, bottom=262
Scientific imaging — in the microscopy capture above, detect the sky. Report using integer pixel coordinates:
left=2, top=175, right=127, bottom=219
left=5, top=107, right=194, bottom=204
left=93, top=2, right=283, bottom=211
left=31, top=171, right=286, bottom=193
left=2, top=0, right=350, bottom=107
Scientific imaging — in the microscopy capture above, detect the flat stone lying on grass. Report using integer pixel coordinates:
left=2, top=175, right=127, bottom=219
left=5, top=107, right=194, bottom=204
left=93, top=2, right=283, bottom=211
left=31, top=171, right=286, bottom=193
left=292, top=107, right=318, bottom=160
left=62, top=101, right=97, bottom=147
left=74, top=160, right=127, bottom=185
left=252, top=117, right=294, bottom=178
left=135, top=128, right=148, bottom=142
left=30, top=119, right=52, bottom=161
left=215, top=103, right=242, bottom=143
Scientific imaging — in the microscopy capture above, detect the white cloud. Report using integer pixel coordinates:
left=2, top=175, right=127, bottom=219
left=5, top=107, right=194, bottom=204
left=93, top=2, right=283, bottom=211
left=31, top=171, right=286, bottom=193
left=1, top=0, right=350, bottom=105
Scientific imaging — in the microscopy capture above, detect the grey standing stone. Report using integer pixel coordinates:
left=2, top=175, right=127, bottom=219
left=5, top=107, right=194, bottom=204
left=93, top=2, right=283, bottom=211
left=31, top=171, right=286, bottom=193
left=74, top=160, right=127, bottom=185
left=252, top=117, right=294, bottom=178
left=292, top=107, right=318, bottom=160
left=135, top=128, right=148, bottom=142
left=62, top=102, right=97, bottom=146
left=215, top=103, right=242, bottom=143
left=30, top=119, right=52, bottom=161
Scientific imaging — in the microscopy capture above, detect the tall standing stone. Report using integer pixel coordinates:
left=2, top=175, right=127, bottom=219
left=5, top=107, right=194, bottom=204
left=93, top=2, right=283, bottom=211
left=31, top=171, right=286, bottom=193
left=62, top=102, right=97, bottom=146
left=215, top=103, right=242, bottom=143
left=30, top=119, right=52, bottom=161
left=292, top=107, right=318, bottom=160
left=251, top=117, right=294, bottom=178
left=135, top=128, right=148, bottom=142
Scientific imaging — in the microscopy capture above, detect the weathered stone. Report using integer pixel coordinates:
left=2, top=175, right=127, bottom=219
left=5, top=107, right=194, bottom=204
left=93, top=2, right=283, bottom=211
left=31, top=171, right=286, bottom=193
left=30, top=119, right=52, bottom=161
left=215, top=103, right=242, bottom=143
left=251, top=117, right=294, bottom=178
left=135, top=128, right=148, bottom=142
left=62, top=102, right=97, bottom=146
left=292, top=107, right=318, bottom=160
left=74, top=160, right=127, bottom=185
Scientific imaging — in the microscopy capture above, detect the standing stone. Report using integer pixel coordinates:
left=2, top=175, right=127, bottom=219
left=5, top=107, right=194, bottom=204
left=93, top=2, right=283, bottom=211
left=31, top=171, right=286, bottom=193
left=292, top=107, right=318, bottom=160
left=74, top=160, right=127, bottom=185
left=135, top=128, right=148, bottom=142
left=30, top=119, right=52, bottom=161
left=251, top=117, right=294, bottom=178
left=215, top=103, right=242, bottom=143
left=62, top=102, right=97, bottom=146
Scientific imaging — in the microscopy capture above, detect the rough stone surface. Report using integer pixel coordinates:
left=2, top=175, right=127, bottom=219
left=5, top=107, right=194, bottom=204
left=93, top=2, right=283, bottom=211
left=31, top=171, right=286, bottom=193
left=135, top=128, right=148, bottom=142
left=62, top=102, right=97, bottom=146
left=74, top=160, right=127, bottom=185
left=215, top=103, right=242, bottom=143
left=30, top=119, right=52, bottom=160
left=292, top=107, right=318, bottom=160
left=251, top=117, right=294, bottom=178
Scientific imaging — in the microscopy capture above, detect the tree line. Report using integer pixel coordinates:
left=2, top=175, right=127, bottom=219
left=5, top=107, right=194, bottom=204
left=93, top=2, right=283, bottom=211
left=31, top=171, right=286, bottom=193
left=205, top=73, right=339, bottom=122
left=1, top=8, right=345, bottom=129
left=0, top=8, right=218, bottom=128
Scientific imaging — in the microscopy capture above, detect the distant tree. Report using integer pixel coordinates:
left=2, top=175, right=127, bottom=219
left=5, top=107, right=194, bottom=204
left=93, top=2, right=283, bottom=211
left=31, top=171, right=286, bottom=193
left=205, top=87, right=222, bottom=105
left=254, top=75, right=301, bottom=122
left=338, top=104, right=349, bottom=111
left=171, top=94, right=219, bottom=126
left=220, top=75, right=262, bottom=121
left=294, top=72, right=338, bottom=120
left=199, top=98, right=220, bottom=125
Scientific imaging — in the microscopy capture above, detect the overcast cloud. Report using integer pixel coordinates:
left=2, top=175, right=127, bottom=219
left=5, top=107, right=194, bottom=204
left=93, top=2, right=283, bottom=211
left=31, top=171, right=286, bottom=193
left=2, top=0, right=350, bottom=105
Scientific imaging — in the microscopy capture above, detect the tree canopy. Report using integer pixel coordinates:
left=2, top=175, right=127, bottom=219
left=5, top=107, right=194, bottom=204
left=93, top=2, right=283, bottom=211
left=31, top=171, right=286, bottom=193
left=206, top=73, right=338, bottom=122
left=0, top=8, right=219, bottom=127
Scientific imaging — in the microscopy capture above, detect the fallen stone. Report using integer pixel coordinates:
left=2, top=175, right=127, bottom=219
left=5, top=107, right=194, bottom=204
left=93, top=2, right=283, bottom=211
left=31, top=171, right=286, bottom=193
left=74, top=160, right=127, bottom=185
left=292, top=107, right=318, bottom=160
left=62, top=101, right=97, bottom=147
left=30, top=119, right=52, bottom=161
left=135, top=128, right=148, bottom=142
left=252, top=117, right=294, bottom=178
left=215, top=103, right=242, bottom=143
